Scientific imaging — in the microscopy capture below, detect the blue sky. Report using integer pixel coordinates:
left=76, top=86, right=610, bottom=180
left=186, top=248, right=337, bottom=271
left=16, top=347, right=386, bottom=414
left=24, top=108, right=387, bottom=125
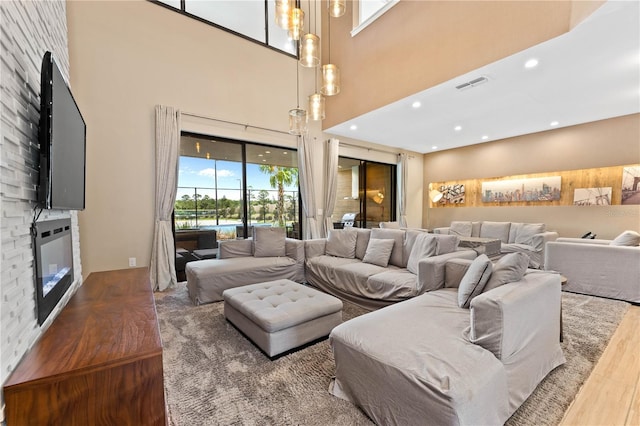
left=177, top=156, right=298, bottom=201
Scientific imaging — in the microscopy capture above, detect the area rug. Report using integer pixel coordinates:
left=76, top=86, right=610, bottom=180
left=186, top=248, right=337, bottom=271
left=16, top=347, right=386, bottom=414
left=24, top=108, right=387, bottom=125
left=155, top=283, right=629, bottom=426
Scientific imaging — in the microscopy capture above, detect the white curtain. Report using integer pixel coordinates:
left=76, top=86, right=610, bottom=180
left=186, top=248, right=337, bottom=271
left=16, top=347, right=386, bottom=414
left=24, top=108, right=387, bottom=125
left=323, top=138, right=339, bottom=237
left=297, top=133, right=321, bottom=239
left=150, top=105, right=180, bottom=291
left=398, top=153, right=408, bottom=228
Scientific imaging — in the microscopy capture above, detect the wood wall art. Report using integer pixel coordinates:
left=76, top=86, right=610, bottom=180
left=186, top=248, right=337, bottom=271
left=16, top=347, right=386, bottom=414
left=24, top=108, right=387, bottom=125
left=481, top=176, right=561, bottom=203
left=438, top=184, right=465, bottom=204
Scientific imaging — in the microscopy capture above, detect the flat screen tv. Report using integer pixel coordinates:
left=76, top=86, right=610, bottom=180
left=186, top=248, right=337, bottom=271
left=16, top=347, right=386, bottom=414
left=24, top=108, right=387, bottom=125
left=38, top=51, right=86, bottom=210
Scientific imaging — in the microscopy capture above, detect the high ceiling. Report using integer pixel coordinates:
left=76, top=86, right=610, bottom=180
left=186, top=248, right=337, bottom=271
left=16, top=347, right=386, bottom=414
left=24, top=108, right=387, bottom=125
left=325, top=1, right=640, bottom=154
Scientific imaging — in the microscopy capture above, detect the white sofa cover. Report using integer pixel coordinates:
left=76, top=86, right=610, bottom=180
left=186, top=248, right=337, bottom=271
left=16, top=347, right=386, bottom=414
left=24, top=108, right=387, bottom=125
left=545, top=236, right=640, bottom=303
left=434, top=221, right=559, bottom=268
left=329, top=263, right=565, bottom=425
left=305, top=228, right=477, bottom=310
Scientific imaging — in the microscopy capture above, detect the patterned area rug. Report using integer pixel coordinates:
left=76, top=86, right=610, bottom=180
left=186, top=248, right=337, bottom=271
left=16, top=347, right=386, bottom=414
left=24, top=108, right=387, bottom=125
left=155, top=283, right=629, bottom=426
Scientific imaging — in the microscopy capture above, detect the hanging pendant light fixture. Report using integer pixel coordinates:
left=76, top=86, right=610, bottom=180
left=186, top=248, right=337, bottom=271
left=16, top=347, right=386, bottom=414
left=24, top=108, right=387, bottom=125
left=299, top=0, right=320, bottom=67
left=288, top=7, right=304, bottom=41
left=308, top=93, right=325, bottom=121
left=329, top=0, right=346, bottom=18
left=289, top=62, right=307, bottom=135
left=275, top=0, right=294, bottom=29
left=321, top=4, right=340, bottom=96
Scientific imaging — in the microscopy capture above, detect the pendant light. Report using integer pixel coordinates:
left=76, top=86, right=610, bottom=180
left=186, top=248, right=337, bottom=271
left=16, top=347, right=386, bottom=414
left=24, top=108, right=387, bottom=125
left=321, top=7, right=340, bottom=96
left=288, top=7, right=304, bottom=41
left=329, top=0, right=346, bottom=18
left=308, top=92, right=325, bottom=121
left=300, top=0, right=320, bottom=68
left=275, top=0, right=294, bottom=29
left=289, top=62, right=307, bottom=135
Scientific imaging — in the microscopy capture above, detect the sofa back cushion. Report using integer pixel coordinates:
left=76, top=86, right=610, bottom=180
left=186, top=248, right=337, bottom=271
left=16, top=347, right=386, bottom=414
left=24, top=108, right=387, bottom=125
left=219, top=239, right=253, bottom=259
left=449, top=221, right=472, bottom=237
left=610, top=230, right=640, bottom=246
left=471, top=221, right=482, bottom=237
left=354, top=228, right=372, bottom=259
left=371, top=228, right=405, bottom=267
left=509, top=223, right=545, bottom=244
left=406, top=233, right=437, bottom=274
left=458, top=255, right=493, bottom=308
left=479, top=221, right=511, bottom=243
left=362, top=238, right=396, bottom=267
left=253, top=227, right=286, bottom=257
left=379, top=221, right=401, bottom=229
left=434, top=234, right=459, bottom=255
left=482, top=252, right=529, bottom=293
left=326, top=229, right=358, bottom=258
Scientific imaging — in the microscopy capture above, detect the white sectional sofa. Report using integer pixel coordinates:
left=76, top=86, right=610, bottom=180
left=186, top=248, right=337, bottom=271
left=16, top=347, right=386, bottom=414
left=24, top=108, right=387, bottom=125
left=434, top=220, right=559, bottom=268
left=186, top=227, right=305, bottom=305
left=329, top=255, right=565, bottom=425
left=305, top=228, right=477, bottom=310
left=545, top=231, right=640, bottom=303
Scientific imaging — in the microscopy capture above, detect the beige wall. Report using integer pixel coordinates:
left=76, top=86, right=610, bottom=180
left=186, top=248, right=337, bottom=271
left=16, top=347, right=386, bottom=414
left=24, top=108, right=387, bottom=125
left=423, top=114, right=640, bottom=239
left=67, top=1, right=421, bottom=276
left=323, top=0, right=604, bottom=128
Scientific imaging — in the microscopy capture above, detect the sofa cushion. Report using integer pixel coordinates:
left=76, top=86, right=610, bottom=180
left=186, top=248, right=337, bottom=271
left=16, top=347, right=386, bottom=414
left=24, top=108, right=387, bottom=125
left=471, top=221, right=482, bottom=237
left=610, top=230, right=640, bottom=246
left=407, top=233, right=437, bottom=274
left=458, top=255, right=493, bottom=308
left=379, top=221, right=401, bottom=229
left=371, top=228, right=405, bottom=267
left=444, top=259, right=473, bottom=289
left=366, top=270, right=420, bottom=300
left=449, top=221, right=472, bottom=237
left=253, top=227, right=286, bottom=257
left=355, top=228, right=372, bottom=259
left=326, top=229, right=358, bottom=258
left=480, top=221, right=511, bottom=243
left=434, top=234, right=459, bottom=255
left=511, top=223, right=545, bottom=245
left=219, top=239, right=253, bottom=259
left=483, top=252, right=529, bottom=293
left=362, top=238, right=396, bottom=267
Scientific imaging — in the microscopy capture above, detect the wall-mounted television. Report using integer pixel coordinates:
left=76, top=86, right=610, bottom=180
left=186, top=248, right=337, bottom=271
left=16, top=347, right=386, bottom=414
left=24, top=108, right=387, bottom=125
left=38, top=51, right=86, bottom=210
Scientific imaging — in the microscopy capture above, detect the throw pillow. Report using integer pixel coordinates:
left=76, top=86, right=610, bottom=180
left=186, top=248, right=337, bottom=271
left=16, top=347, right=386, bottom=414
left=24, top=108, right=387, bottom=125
left=449, top=221, right=472, bottom=237
left=482, top=252, right=529, bottom=293
left=362, top=238, right=396, bottom=267
left=325, top=229, right=358, bottom=258
left=458, top=254, right=493, bottom=308
left=253, top=227, right=286, bottom=257
left=610, top=230, right=640, bottom=247
left=514, top=223, right=545, bottom=245
left=354, top=228, right=372, bottom=260
left=406, top=233, right=437, bottom=274
left=370, top=228, right=405, bottom=267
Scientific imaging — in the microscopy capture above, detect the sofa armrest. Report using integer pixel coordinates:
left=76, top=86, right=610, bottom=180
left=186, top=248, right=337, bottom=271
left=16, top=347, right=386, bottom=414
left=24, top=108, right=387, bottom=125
left=285, top=238, right=305, bottom=263
left=416, top=250, right=477, bottom=293
left=529, top=231, right=559, bottom=251
left=555, top=237, right=611, bottom=245
left=469, top=272, right=561, bottom=361
left=218, top=239, right=253, bottom=259
left=304, top=239, right=327, bottom=259
left=432, top=227, right=450, bottom=235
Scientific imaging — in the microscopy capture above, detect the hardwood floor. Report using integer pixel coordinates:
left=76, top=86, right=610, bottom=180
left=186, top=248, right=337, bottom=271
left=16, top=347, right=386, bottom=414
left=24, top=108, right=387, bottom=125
left=560, top=305, right=640, bottom=425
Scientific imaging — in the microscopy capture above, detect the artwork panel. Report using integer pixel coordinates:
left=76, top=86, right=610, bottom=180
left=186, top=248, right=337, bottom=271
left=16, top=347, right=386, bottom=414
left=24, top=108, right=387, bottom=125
left=481, top=176, right=562, bottom=203
left=621, top=166, right=640, bottom=205
left=573, top=187, right=612, bottom=206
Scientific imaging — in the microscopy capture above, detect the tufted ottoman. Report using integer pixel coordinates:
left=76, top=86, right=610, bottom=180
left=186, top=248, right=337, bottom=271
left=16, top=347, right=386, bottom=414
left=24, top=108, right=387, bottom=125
left=222, top=279, right=343, bottom=357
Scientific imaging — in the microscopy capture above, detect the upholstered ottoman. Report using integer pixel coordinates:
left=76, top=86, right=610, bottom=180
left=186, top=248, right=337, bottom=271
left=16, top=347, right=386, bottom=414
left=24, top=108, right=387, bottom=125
left=222, top=279, right=343, bottom=357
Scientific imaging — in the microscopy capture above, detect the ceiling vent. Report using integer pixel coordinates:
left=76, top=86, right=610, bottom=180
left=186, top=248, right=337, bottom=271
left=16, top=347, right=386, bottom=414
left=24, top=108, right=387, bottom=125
left=455, top=76, right=489, bottom=91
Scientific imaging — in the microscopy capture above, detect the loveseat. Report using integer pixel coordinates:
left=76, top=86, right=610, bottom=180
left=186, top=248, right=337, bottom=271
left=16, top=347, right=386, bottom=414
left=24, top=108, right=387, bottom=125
left=329, top=254, right=565, bottom=425
left=186, top=227, right=305, bottom=305
left=545, top=231, right=640, bottom=303
left=305, top=228, right=477, bottom=310
left=433, top=220, right=558, bottom=268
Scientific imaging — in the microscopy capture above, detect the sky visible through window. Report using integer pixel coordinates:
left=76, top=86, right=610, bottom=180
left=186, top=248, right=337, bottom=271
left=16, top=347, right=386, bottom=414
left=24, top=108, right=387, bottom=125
left=177, top=156, right=298, bottom=201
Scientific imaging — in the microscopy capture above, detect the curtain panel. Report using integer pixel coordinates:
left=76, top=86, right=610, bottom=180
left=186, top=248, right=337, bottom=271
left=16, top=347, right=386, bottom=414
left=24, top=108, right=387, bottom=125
left=323, top=138, right=339, bottom=237
left=150, top=105, right=180, bottom=291
left=297, top=134, right=321, bottom=239
left=398, top=153, right=408, bottom=228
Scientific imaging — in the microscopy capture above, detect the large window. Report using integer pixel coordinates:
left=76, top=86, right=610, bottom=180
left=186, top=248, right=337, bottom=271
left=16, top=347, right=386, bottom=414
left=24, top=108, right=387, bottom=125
left=334, top=157, right=396, bottom=229
left=175, top=134, right=300, bottom=241
left=152, top=0, right=297, bottom=56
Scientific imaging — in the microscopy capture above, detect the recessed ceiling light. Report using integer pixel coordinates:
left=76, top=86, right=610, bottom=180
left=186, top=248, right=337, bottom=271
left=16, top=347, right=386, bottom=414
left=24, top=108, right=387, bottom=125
left=454, top=125, right=462, bottom=131
left=262, top=159, right=266, bottom=162
left=283, top=151, right=287, bottom=154
left=432, top=146, right=438, bottom=150
left=265, top=150, right=271, bottom=154
left=481, top=135, right=489, bottom=140
left=550, top=121, right=559, bottom=126
left=258, top=154, right=263, bottom=157
left=525, top=58, right=539, bottom=69
left=412, top=101, right=421, bottom=108
left=338, top=165, right=343, bottom=168
left=350, top=124, right=358, bottom=131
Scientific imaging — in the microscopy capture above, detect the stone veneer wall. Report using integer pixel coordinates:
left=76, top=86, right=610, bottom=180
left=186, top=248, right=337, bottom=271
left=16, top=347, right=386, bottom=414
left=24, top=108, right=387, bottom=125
left=0, top=1, right=82, bottom=418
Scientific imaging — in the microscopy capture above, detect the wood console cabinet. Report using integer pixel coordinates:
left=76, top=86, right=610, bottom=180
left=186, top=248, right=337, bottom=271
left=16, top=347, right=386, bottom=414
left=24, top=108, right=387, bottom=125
left=3, top=268, right=166, bottom=425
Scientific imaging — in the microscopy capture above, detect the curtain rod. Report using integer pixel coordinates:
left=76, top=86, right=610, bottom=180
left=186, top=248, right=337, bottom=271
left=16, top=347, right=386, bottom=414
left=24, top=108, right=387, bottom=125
left=339, top=141, right=415, bottom=159
left=181, top=111, right=293, bottom=136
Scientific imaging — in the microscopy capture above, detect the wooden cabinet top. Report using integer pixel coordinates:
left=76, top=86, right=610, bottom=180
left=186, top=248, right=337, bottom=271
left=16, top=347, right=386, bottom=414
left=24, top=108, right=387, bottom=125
left=4, top=267, right=162, bottom=388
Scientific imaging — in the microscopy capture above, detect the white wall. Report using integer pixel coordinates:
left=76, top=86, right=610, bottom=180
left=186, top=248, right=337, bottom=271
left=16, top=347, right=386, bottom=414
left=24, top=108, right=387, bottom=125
left=0, top=0, right=82, bottom=416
